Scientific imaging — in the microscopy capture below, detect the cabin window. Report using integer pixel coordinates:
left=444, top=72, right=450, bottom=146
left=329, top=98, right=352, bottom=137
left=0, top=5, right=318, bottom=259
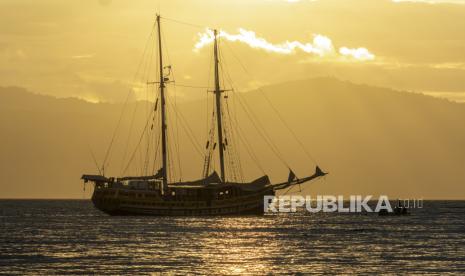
left=171, top=191, right=176, bottom=196
left=219, top=192, right=224, bottom=196
left=225, top=190, right=229, bottom=194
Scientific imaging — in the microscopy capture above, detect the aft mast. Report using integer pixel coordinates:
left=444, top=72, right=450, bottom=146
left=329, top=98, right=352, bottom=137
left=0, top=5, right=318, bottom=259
left=157, top=15, right=168, bottom=190
left=213, top=30, right=226, bottom=183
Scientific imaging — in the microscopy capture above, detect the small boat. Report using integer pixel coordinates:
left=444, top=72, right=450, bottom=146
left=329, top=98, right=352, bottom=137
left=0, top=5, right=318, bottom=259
left=379, top=200, right=410, bottom=216
left=81, top=15, right=327, bottom=216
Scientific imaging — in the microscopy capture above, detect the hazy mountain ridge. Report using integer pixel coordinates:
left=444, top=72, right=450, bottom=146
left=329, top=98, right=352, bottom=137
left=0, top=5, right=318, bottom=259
left=1, top=78, right=464, bottom=199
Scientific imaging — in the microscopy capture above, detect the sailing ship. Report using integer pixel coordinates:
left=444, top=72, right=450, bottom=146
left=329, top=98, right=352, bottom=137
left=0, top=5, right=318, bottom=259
left=81, top=15, right=327, bottom=216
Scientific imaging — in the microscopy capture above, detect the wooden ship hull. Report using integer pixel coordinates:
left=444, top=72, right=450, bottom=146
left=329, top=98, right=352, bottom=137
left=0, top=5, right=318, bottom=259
left=91, top=186, right=274, bottom=216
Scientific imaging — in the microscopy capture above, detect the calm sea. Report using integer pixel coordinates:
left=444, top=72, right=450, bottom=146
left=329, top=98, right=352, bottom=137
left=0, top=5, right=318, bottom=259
left=0, top=200, right=464, bottom=274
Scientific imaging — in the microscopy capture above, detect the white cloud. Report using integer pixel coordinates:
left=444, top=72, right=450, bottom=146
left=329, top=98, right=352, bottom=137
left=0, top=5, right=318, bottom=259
left=194, top=28, right=375, bottom=61
left=195, top=29, right=333, bottom=55
left=339, top=47, right=375, bottom=61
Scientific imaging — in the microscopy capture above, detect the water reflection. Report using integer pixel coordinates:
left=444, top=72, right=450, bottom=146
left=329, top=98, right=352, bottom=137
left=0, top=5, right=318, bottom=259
left=0, top=200, right=464, bottom=274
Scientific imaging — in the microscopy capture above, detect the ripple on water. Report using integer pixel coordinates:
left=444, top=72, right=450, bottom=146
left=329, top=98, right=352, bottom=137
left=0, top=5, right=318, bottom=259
left=0, top=200, right=464, bottom=274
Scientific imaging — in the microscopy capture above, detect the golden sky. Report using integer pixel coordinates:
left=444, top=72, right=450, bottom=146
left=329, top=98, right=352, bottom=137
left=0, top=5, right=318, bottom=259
left=1, top=0, right=465, bottom=199
left=1, top=0, right=465, bottom=102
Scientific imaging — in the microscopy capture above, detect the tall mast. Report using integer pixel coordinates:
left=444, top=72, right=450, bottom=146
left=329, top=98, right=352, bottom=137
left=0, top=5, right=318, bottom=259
left=157, top=15, right=168, bottom=190
left=213, top=30, right=226, bottom=182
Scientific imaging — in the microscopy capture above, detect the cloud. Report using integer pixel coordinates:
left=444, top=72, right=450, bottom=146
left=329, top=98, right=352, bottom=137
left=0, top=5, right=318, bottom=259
left=429, top=62, right=465, bottom=70
left=339, top=47, right=375, bottom=61
left=194, top=29, right=333, bottom=56
left=194, top=28, right=375, bottom=61
left=423, top=91, right=465, bottom=102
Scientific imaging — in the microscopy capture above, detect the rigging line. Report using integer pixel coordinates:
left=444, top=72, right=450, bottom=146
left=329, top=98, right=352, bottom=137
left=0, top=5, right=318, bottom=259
left=203, top=108, right=216, bottom=178
left=144, top=128, right=152, bottom=175
left=151, top=118, right=162, bottom=174
left=160, top=16, right=208, bottom=29
left=205, top=102, right=216, bottom=177
left=223, top=39, right=318, bottom=165
left=235, top=120, right=266, bottom=174
left=299, top=176, right=324, bottom=195
left=205, top=45, right=214, bottom=156
left=217, top=77, right=265, bottom=175
left=149, top=106, right=161, bottom=175
left=141, top=22, right=160, bottom=176
left=221, top=71, right=289, bottom=169
left=150, top=107, right=161, bottom=174
left=168, top=97, right=183, bottom=180
left=216, top=47, right=271, bottom=173
left=87, top=144, right=102, bottom=175
left=217, top=43, right=239, bottom=181
left=120, top=101, right=139, bottom=174
left=218, top=50, right=290, bottom=168
left=282, top=184, right=295, bottom=196
left=231, top=114, right=245, bottom=182
left=143, top=100, right=157, bottom=175
left=122, top=107, right=155, bottom=175
left=218, top=77, right=235, bottom=181
left=226, top=94, right=266, bottom=175
left=150, top=95, right=161, bottom=173
left=218, top=58, right=241, bottom=181
left=225, top=119, right=240, bottom=182
left=143, top=30, right=158, bottom=174
left=143, top=65, right=155, bottom=175
left=140, top=36, right=157, bottom=176
left=232, top=107, right=265, bottom=174
left=104, top=24, right=156, bottom=173
left=221, top=105, right=234, bottom=182
left=167, top=127, right=175, bottom=182
left=170, top=83, right=211, bottom=89
left=166, top=91, right=204, bottom=157
left=225, top=98, right=245, bottom=182
left=218, top=40, right=228, bottom=91
left=145, top=117, right=154, bottom=175
left=235, top=88, right=289, bottom=168
left=224, top=69, right=246, bottom=182
left=151, top=25, right=162, bottom=174
left=102, top=23, right=157, bottom=171
left=161, top=27, right=183, bottom=181
left=261, top=89, right=317, bottom=164
left=152, top=131, right=161, bottom=175
left=166, top=97, right=183, bottom=181
left=173, top=98, right=183, bottom=180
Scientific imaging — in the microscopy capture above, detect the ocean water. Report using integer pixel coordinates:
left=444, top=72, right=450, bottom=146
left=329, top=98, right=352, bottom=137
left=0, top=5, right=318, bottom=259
left=0, top=200, right=464, bottom=275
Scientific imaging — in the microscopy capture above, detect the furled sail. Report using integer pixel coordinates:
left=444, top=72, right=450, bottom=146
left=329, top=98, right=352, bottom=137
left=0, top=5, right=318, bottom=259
left=169, top=171, right=222, bottom=187
left=271, top=166, right=327, bottom=191
left=288, top=169, right=296, bottom=182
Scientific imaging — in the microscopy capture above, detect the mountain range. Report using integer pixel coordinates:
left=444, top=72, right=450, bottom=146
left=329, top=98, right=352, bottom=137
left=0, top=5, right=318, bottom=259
left=1, top=77, right=464, bottom=199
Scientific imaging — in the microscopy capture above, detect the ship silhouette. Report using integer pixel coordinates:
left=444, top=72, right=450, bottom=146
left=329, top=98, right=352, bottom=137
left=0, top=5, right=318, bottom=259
left=82, top=15, right=326, bottom=216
